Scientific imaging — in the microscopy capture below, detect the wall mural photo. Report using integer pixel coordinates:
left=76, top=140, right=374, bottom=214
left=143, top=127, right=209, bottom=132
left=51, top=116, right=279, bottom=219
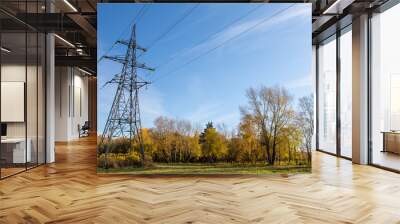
left=97, top=3, right=313, bottom=174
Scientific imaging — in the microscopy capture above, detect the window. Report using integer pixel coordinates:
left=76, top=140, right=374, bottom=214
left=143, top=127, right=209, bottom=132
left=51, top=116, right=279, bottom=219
left=318, top=35, right=337, bottom=154
left=340, top=27, right=352, bottom=158
left=370, top=3, right=400, bottom=171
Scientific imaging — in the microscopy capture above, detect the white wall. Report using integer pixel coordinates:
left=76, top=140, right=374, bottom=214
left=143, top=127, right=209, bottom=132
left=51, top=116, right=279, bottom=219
left=55, top=67, right=69, bottom=141
left=72, top=72, right=89, bottom=138
left=55, top=67, right=89, bottom=141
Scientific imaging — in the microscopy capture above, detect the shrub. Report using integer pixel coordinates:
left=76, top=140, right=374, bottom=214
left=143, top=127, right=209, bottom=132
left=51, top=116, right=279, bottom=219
left=98, top=138, right=133, bottom=154
left=97, top=151, right=142, bottom=168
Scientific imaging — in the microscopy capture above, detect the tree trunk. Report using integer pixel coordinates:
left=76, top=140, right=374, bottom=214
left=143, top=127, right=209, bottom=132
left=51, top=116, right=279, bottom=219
left=271, top=141, right=276, bottom=166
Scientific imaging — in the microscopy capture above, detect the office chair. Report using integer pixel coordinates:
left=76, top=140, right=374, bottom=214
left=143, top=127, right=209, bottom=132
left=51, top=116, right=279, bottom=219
left=79, top=121, right=90, bottom=138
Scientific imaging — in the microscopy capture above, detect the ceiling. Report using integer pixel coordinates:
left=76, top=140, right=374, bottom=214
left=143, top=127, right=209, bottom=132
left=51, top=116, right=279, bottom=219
left=0, top=0, right=97, bottom=75
left=0, top=0, right=394, bottom=75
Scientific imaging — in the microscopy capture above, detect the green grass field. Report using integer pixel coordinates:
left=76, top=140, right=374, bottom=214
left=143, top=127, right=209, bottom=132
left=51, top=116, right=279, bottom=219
left=97, top=163, right=311, bottom=174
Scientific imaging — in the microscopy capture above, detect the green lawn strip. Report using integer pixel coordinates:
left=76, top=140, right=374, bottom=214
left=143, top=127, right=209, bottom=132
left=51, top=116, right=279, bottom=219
left=97, top=163, right=311, bottom=174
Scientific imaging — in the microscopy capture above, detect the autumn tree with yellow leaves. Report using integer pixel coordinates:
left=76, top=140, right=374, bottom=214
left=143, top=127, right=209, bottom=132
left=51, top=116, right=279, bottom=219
left=98, top=85, right=313, bottom=168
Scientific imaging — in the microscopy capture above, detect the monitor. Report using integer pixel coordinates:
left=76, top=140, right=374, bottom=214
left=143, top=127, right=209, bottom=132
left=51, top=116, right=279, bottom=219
left=1, top=123, right=7, bottom=137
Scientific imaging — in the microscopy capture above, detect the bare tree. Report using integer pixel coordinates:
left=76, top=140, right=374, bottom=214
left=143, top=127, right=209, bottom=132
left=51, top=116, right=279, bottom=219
left=242, top=85, right=295, bottom=165
left=297, top=94, right=314, bottom=164
left=217, top=123, right=231, bottom=139
left=176, top=119, right=192, bottom=136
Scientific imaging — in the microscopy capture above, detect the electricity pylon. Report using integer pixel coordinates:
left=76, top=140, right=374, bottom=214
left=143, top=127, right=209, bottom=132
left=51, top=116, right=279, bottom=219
left=100, top=24, right=154, bottom=165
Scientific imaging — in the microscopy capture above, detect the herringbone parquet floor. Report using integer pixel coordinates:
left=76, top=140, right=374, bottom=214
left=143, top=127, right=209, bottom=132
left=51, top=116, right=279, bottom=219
left=1, top=136, right=400, bottom=224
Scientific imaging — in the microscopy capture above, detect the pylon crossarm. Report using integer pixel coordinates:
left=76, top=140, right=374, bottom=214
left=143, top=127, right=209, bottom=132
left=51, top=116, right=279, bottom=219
left=103, top=55, right=154, bottom=72
left=116, top=40, right=147, bottom=52
left=103, top=55, right=126, bottom=64
left=102, top=74, right=124, bottom=87
left=115, top=40, right=130, bottom=46
left=136, top=63, right=155, bottom=71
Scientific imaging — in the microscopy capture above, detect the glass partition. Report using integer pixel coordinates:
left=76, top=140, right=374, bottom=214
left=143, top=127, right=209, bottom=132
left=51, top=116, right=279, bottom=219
left=0, top=1, right=46, bottom=179
left=1, top=30, right=28, bottom=177
left=317, top=35, right=337, bottom=154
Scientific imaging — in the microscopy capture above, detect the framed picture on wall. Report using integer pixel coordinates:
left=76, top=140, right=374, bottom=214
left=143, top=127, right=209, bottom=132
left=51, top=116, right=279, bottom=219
left=1, top=81, right=25, bottom=122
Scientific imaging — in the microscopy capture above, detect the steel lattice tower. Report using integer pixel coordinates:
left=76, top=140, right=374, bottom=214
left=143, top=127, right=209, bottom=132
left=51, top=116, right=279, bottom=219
left=101, top=24, right=154, bottom=163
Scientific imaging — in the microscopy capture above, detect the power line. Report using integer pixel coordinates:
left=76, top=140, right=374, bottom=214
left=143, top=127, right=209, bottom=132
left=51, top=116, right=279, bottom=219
left=138, top=3, right=200, bottom=58
left=151, top=4, right=295, bottom=84
left=150, top=4, right=265, bottom=75
left=98, top=4, right=151, bottom=63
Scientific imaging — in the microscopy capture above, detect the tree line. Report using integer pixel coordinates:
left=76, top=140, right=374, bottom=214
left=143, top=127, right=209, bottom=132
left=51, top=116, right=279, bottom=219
left=98, top=85, right=314, bottom=167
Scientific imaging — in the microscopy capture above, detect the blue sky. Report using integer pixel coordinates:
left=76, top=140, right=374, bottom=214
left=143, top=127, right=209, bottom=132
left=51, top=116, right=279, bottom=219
left=98, top=3, right=312, bottom=133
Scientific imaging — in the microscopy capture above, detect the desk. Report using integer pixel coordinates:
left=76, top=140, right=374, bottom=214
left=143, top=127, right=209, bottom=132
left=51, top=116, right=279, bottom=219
left=1, top=138, right=31, bottom=163
left=382, top=131, right=400, bottom=154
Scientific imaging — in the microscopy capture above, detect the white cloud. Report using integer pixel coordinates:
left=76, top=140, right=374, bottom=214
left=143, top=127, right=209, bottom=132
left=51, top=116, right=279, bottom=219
left=184, top=103, right=221, bottom=123
left=97, top=85, right=116, bottom=133
left=284, top=74, right=313, bottom=90
left=213, top=111, right=240, bottom=130
left=177, top=4, right=310, bottom=59
left=260, top=4, right=310, bottom=29
left=183, top=103, right=240, bottom=131
left=149, top=5, right=310, bottom=73
left=140, top=86, right=168, bottom=127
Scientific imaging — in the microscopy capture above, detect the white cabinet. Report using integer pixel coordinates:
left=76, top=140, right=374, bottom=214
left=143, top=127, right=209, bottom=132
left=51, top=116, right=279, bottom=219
left=1, top=138, right=32, bottom=163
